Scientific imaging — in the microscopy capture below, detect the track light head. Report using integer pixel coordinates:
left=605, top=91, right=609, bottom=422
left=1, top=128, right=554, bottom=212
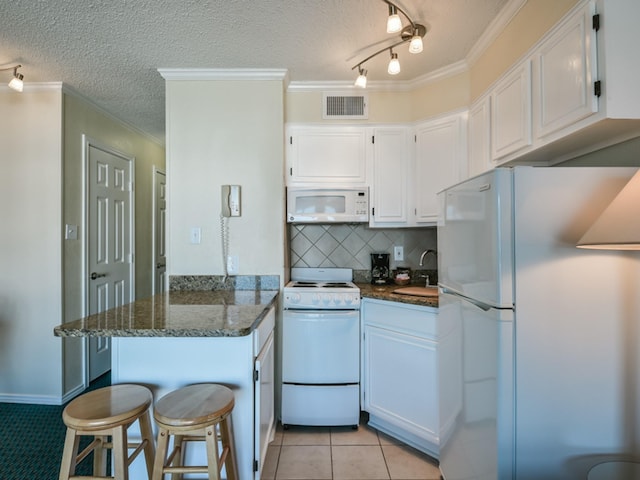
left=1, top=64, right=24, bottom=92
left=354, top=67, right=368, bottom=88
left=386, top=5, right=402, bottom=33
left=387, top=51, right=400, bottom=75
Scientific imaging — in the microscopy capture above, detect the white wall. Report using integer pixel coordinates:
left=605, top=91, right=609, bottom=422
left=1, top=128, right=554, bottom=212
left=0, top=87, right=64, bottom=403
left=165, top=77, right=285, bottom=277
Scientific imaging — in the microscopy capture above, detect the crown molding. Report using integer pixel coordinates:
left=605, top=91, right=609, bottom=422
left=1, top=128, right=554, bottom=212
left=158, top=68, right=289, bottom=82
left=466, top=0, right=527, bottom=66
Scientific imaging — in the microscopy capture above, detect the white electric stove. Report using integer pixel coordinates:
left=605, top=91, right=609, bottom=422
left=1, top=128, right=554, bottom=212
left=282, top=267, right=361, bottom=427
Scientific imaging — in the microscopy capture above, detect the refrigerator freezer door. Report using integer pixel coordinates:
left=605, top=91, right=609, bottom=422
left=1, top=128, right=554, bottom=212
left=438, top=169, right=514, bottom=308
left=438, top=291, right=514, bottom=480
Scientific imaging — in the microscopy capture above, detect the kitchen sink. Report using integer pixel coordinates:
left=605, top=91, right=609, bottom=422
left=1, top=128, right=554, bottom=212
left=392, top=286, right=439, bottom=297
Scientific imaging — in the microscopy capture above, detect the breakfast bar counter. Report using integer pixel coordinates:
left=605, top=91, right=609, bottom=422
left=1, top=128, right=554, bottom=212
left=54, top=289, right=278, bottom=338
left=54, top=284, right=279, bottom=480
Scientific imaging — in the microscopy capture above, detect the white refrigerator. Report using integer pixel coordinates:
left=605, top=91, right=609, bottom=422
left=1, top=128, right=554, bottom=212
left=437, top=166, right=640, bottom=480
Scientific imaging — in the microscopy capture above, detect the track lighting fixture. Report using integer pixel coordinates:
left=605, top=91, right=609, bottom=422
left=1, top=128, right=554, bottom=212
left=355, top=67, right=368, bottom=88
left=388, top=51, right=400, bottom=75
left=351, top=0, right=427, bottom=87
left=0, top=65, right=24, bottom=92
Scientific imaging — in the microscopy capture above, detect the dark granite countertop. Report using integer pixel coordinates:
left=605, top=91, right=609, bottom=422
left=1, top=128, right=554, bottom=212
left=357, top=283, right=439, bottom=308
left=54, top=290, right=279, bottom=338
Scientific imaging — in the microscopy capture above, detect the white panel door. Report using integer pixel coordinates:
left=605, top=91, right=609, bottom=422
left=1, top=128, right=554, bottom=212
left=153, top=169, right=166, bottom=294
left=87, top=141, right=134, bottom=381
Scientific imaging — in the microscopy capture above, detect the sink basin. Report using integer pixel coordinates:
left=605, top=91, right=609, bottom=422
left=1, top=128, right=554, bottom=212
left=392, top=286, right=439, bottom=297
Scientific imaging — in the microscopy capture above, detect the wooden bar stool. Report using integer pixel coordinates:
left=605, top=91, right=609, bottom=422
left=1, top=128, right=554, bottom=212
left=59, top=384, right=155, bottom=480
left=152, top=384, right=238, bottom=480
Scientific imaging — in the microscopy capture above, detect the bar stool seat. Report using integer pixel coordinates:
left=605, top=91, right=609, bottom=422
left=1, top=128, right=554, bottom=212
left=152, top=383, right=238, bottom=480
left=59, top=384, right=155, bottom=480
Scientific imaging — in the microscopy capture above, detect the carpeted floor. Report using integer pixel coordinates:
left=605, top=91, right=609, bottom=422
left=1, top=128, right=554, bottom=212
left=0, top=372, right=111, bottom=480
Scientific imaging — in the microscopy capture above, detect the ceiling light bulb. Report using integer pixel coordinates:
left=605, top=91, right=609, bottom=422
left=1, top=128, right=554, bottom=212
left=388, top=52, right=401, bottom=75
left=387, top=5, right=402, bottom=33
left=355, top=68, right=368, bottom=88
left=409, top=33, right=423, bottom=54
left=8, top=72, right=24, bottom=92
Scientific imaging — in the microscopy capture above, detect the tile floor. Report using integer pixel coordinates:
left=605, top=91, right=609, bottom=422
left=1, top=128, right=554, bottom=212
left=261, top=421, right=441, bottom=480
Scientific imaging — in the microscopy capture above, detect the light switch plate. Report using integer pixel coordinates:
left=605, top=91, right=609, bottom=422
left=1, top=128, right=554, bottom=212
left=190, top=227, right=201, bottom=244
left=394, top=245, right=404, bottom=261
left=65, top=224, right=78, bottom=240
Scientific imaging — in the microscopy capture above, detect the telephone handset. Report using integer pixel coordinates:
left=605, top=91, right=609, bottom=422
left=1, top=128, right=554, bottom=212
left=220, top=185, right=241, bottom=277
left=221, top=185, right=241, bottom=217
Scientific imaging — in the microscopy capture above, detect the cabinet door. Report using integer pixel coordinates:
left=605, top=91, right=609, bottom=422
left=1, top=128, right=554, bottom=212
left=370, top=127, right=409, bottom=226
left=491, top=60, right=532, bottom=161
left=535, top=1, right=597, bottom=139
left=286, top=126, right=367, bottom=185
left=415, top=113, right=465, bottom=224
left=363, top=324, right=438, bottom=443
left=467, top=96, right=493, bottom=178
left=255, top=331, right=275, bottom=478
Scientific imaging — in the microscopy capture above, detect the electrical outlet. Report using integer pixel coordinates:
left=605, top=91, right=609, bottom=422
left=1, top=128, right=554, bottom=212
left=393, top=245, right=404, bottom=261
left=227, top=255, right=239, bottom=275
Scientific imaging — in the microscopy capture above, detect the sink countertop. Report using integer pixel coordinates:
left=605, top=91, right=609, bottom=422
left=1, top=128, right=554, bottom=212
left=357, top=283, right=439, bottom=308
left=54, top=290, right=279, bottom=338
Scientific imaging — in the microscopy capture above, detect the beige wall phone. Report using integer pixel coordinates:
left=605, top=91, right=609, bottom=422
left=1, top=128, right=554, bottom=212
left=220, top=185, right=241, bottom=276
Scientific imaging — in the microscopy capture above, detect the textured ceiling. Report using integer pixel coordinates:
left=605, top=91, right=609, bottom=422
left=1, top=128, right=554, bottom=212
left=0, top=0, right=509, bottom=142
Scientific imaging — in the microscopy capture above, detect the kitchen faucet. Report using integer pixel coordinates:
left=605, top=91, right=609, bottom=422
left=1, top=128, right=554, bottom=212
left=419, top=249, right=437, bottom=286
left=419, top=249, right=437, bottom=266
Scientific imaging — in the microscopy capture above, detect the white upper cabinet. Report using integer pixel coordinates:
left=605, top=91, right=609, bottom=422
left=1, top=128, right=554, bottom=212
left=491, top=60, right=532, bottom=161
left=286, top=126, right=367, bottom=185
left=467, top=95, right=493, bottom=178
left=534, top=0, right=597, bottom=139
left=489, top=0, right=640, bottom=165
left=369, top=127, right=410, bottom=226
left=414, top=112, right=466, bottom=224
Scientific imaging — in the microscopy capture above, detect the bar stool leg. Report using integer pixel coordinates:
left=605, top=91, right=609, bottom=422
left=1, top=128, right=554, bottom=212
left=219, top=417, right=238, bottom=480
left=138, top=410, right=156, bottom=480
left=204, top=424, right=221, bottom=480
left=152, top=428, right=169, bottom=480
left=93, top=435, right=108, bottom=476
left=59, top=429, right=80, bottom=480
left=112, top=424, right=129, bottom=480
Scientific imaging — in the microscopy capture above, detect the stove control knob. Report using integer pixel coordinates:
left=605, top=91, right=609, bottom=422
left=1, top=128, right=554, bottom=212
left=286, top=293, right=301, bottom=304
left=321, top=293, right=332, bottom=305
left=311, top=293, right=320, bottom=304
left=344, top=294, right=353, bottom=305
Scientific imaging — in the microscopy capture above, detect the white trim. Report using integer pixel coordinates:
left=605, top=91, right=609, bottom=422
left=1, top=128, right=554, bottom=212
left=158, top=68, right=289, bottom=82
left=152, top=166, right=166, bottom=295
left=466, top=0, right=528, bottom=66
left=0, top=393, right=66, bottom=406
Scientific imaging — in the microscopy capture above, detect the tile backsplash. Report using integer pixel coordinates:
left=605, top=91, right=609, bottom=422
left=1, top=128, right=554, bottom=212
left=289, top=224, right=438, bottom=274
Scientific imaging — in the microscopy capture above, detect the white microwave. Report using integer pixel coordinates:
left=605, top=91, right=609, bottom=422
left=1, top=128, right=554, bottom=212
left=286, top=187, right=369, bottom=223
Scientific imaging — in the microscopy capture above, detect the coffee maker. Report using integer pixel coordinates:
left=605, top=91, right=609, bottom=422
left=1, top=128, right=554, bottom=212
left=371, top=253, right=390, bottom=285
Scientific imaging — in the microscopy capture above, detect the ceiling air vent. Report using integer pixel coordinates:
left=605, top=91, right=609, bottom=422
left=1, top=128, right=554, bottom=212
left=323, top=92, right=368, bottom=120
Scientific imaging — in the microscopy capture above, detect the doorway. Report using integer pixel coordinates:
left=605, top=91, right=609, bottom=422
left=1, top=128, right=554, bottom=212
left=153, top=168, right=166, bottom=294
left=84, top=136, right=134, bottom=381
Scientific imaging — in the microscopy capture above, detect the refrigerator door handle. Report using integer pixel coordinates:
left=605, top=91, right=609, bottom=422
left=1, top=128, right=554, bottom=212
left=441, top=287, right=493, bottom=311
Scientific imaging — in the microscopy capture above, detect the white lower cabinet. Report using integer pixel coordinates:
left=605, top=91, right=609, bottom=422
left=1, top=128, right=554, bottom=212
left=361, top=298, right=440, bottom=457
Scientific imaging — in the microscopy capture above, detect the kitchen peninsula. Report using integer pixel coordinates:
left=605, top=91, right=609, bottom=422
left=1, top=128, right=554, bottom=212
left=54, top=278, right=278, bottom=480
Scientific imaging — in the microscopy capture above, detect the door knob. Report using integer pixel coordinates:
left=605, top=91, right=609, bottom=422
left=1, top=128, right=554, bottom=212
left=90, top=272, right=107, bottom=280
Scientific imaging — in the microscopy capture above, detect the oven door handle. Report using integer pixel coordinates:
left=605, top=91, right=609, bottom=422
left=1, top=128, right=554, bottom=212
left=283, top=310, right=360, bottom=318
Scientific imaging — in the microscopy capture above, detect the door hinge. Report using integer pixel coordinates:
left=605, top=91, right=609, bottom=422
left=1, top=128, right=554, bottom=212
left=254, top=460, right=259, bottom=472
left=254, top=369, right=259, bottom=382
left=592, top=14, right=600, bottom=32
left=594, top=80, right=602, bottom=97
